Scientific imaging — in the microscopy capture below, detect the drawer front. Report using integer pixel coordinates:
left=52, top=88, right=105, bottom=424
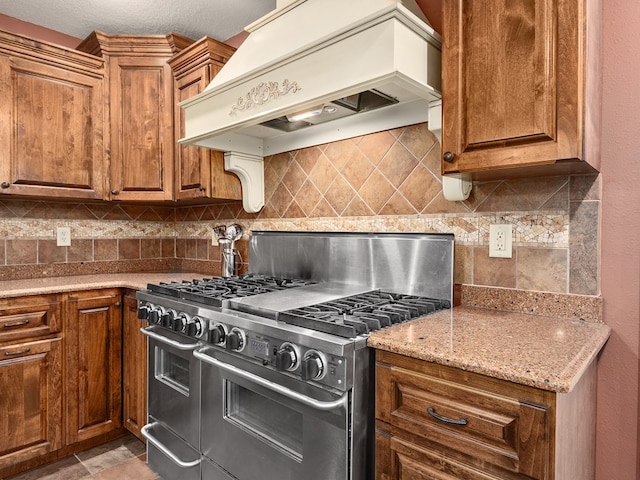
left=376, top=352, right=552, bottom=479
left=376, top=429, right=503, bottom=480
left=0, top=296, right=61, bottom=343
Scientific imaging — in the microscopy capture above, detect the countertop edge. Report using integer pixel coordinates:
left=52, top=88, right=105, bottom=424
left=367, top=306, right=612, bottom=394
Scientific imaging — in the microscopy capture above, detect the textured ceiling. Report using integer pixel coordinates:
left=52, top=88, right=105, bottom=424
left=0, top=0, right=277, bottom=42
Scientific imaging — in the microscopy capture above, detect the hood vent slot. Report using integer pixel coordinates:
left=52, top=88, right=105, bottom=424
left=261, top=89, right=398, bottom=132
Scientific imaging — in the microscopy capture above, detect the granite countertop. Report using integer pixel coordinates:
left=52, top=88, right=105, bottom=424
left=367, top=306, right=611, bottom=393
left=0, top=272, right=206, bottom=298
left=0, top=274, right=610, bottom=394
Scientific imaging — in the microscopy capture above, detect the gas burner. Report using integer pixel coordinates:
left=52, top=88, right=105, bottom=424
left=146, top=274, right=316, bottom=307
left=278, top=291, right=450, bottom=338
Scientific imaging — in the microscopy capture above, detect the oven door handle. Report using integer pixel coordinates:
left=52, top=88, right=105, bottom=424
left=194, top=347, right=348, bottom=412
left=141, top=422, right=201, bottom=468
left=140, top=326, right=201, bottom=351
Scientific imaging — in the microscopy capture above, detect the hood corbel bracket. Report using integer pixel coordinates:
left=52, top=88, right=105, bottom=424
left=224, top=152, right=265, bottom=213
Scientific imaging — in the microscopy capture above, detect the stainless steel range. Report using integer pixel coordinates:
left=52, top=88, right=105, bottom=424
left=137, top=231, right=454, bottom=480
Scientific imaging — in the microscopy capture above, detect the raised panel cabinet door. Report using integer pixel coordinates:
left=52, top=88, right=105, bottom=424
left=0, top=338, right=62, bottom=473
left=0, top=55, right=105, bottom=199
left=122, top=292, right=147, bottom=441
left=441, top=0, right=597, bottom=176
left=108, top=57, right=174, bottom=201
left=170, top=39, right=242, bottom=202
left=65, top=291, right=122, bottom=445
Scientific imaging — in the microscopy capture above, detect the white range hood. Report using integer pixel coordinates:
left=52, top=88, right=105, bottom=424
left=179, top=0, right=442, bottom=212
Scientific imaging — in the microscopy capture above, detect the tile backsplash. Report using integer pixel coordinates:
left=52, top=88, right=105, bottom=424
left=0, top=123, right=600, bottom=295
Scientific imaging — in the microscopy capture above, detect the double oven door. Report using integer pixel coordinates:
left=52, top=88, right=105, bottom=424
left=141, top=326, right=202, bottom=480
left=195, top=346, right=352, bottom=480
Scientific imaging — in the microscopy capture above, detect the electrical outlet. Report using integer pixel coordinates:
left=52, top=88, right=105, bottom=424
left=211, top=228, right=219, bottom=246
left=489, top=224, right=512, bottom=258
left=56, top=227, right=71, bottom=247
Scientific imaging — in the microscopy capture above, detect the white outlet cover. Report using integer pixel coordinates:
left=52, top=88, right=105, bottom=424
left=489, top=224, right=512, bottom=258
left=56, top=227, right=71, bottom=247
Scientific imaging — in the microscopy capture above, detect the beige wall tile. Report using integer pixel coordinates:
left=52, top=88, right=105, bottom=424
left=517, top=247, right=568, bottom=292
left=95, top=239, right=117, bottom=261
left=6, top=239, right=37, bottom=265
left=473, top=246, right=516, bottom=288
left=68, top=239, right=93, bottom=263
left=38, top=239, right=66, bottom=264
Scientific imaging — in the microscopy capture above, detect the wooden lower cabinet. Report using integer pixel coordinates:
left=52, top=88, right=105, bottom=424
left=65, top=289, right=123, bottom=445
left=122, top=290, right=147, bottom=440
left=0, top=337, right=63, bottom=471
left=375, top=350, right=597, bottom=480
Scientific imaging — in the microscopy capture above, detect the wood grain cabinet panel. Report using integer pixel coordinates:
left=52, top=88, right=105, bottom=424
left=0, top=294, right=61, bottom=343
left=64, top=290, right=123, bottom=444
left=441, top=0, right=601, bottom=179
left=122, top=291, right=147, bottom=441
left=0, top=31, right=105, bottom=199
left=0, top=338, right=62, bottom=471
left=77, top=32, right=193, bottom=201
left=169, top=37, right=242, bottom=202
left=375, top=350, right=598, bottom=480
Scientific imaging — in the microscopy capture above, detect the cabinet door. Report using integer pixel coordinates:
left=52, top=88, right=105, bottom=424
left=441, top=0, right=595, bottom=177
left=0, top=338, right=62, bottom=472
left=122, top=291, right=147, bottom=440
left=108, top=57, right=173, bottom=201
left=65, top=291, right=122, bottom=444
left=173, top=57, right=241, bottom=201
left=0, top=55, right=105, bottom=199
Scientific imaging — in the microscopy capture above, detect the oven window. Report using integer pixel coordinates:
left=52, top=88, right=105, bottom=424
left=155, top=347, right=190, bottom=396
left=225, top=380, right=303, bottom=461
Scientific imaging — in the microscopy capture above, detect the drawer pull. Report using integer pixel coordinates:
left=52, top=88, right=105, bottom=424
left=3, top=319, right=30, bottom=328
left=4, top=348, right=31, bottom=356
left=427, top=407, right=468, bottom=426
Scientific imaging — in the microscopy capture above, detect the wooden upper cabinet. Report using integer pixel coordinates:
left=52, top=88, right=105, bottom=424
left=441, top=0, right=602, bottom=178
left=77, top=32, right=193, bottom=201
left=169, top=37, right=242, bottom=202
left=0, top=31, right=105, bottom=199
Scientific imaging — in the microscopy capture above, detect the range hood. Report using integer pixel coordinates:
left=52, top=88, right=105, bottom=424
left=179, top=0, right=442, bottom=212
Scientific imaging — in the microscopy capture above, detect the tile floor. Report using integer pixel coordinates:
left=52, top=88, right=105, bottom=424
left=5, top=434, right=159, bottom=480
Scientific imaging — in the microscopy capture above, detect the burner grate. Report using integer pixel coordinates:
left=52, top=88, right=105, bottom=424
left=146, top=274, right=315, bottom=307
left=278, top=291, right=450, bottom=338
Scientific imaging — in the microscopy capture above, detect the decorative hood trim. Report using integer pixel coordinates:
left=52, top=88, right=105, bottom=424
left=179, top=0, right=442, bottom=211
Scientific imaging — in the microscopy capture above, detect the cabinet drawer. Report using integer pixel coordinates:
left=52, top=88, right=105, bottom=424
left=376, top=351, right=552, bottom=479
left=376, top=429, right=502, bottom=480
left=0, top=296, right=61, bottom=343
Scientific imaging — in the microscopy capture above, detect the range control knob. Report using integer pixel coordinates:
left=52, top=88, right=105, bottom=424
left=148, top=306, right=163, bottom=325
left=225, top=328, right=245, bottom=352
left=275, top=342, right=299, bottom=372
left=161, top=309, right=177, bottom=329
left=208, top=324, right=226, bottom=345
left=138, top=304, right=151, bottom=321
left=302, top=350, right=326, bottom=381
left=188, top=315, right=205, bottom=338
left=176, top=313, right=192, bottom=334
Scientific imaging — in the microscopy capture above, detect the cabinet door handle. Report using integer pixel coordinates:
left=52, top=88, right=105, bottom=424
left=1, top=181, right=10, bottom=189
left=427, top=407, right=468, bottom=426
left=110, top=189, right=119, bottom=195
left=3, top=319, right=30, bottom=328
left=4, top=348, right=31, bottom=356
left=443, top=151, right=456, bottom=163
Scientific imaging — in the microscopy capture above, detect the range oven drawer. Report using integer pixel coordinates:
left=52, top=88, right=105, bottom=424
left=143, top=420, right=201, bottom=480
left=143, top=326, right=201, bottom=449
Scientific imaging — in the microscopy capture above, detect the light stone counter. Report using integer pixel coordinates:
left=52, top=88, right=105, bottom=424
left=367, top=306, right=611, bottom=393
left=0, top=272, right=206, bottom=298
